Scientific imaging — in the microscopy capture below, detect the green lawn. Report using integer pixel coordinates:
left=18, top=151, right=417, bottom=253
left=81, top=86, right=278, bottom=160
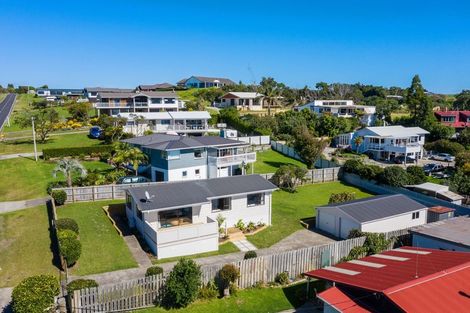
left=253, top=149, right=306, bottom=174
left=134, top=280, right=322, bottom=313
left=247, top=182, right=373, bottom=248
left=153, top=242, right=239, bottom=264
left=0, top=132, right=100, bottom=155
left=57, top=200, right=138, bottom=276
left=0, top=205, right=58, bottom=287
left=0, top=158, right=112, bottom=201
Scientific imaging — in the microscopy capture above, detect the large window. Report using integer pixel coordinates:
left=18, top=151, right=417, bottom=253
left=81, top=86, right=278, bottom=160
left=161, top=150, right=180, bottom=160
left=412, top=212, right=420, bottom=220
left=151, top=98, right=162, bottom=104
left=194, top=149, right=203, bottom=158
left=212, top=197, right=231, bottom=212
left=159, top=207, right=192, bottom=228
left=247, top=193, right=265, bottom=207
left=164, top=98, right=176, bottom=104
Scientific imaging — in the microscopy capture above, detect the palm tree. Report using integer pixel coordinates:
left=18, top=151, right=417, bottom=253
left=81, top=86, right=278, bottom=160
left=259, top=77, right=282, bottom=116
left=111, top=143, right=148, bottom=175
left=52, top=158, right=88, bottom=187
left=353, top=136, right=363, bottom=154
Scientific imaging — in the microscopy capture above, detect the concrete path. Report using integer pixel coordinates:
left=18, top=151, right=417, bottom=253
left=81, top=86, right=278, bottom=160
left=123, top=235, right=152, bottom=268
left=0, top=197, right=49, bottom=214
left=0, top=287, right=13, bottom=313
left=268, top=229, right=334, bottom=253
left=0, top=152, right=42, bottom=160
left=278, top=301, right=321, bottom=312
left=233, top=239, right=257, bottom=252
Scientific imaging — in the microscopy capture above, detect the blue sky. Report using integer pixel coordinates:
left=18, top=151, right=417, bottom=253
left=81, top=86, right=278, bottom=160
left=0, top=0, right=469, bottom=93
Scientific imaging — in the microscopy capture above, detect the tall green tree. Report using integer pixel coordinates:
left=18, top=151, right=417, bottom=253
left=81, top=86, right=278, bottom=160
left=259, top=77, right=283, bottom=116
left=405, top=75, right=434, bottom=127
left=67, top=102, right=91, bottom=122
left=53, top=158, right=88, bottom=187
left=15, top=108, right=59, bottom=143
left=292, top=126, right=329, bottom=169
left=454, top=90, right=470, bottom=110
left=111, top=143, right=148, bottom=175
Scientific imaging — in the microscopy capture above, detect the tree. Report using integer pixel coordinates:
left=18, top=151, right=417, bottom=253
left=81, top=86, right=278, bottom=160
left=428, top=123, right=455, bottom=141
left=454, top=90, right=470, bottom=110
left=450, top=169, right=470, bottom=199
left=457, top=127, right=470, bottom=147
left=292, top=126, right=329, bottom=168
left=12, top=275, right=59, bottom=313
left=163, top=258, right=201, bottom=308
left=111, top=143, right=148, bottom=175
left=353, top=136, right=363, bottom=153
left=259, top=77, right=283, bottom=116
left=379, top=166, right=409, bottom=187
left=405, top=75, right=434, bottom=127
left=406, top=166, right=427, bottom=185
left=424, top=139, right=465, bottom=156
left=455, top=151, right=470, bottom=170
left=95, top=114, right=126, bottom=143
left=329, top=192, right=356, bottom=204
left=271, top=164, right=307, bottom=192
left=68, top=102, right=91, bottom=122
left=15, top=108, right=59, bottom=143
left=52, top=158, right=88, bottom=187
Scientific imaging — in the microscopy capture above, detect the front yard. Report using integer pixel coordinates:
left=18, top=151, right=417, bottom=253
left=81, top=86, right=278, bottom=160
left=0, top=205, right=57, bottom=287
left=247, top=182, right=373, bottom=248
left=57, top=200, right=138, bottom=276
left=253, top=149, right=306, bottom=174
left=0, top=157, right=112, bottom=201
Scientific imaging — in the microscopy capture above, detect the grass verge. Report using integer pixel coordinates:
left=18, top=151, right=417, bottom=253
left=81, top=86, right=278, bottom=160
left=253, top=149, right=306, bottom=174
left=152, top=242, right=239, bottom=264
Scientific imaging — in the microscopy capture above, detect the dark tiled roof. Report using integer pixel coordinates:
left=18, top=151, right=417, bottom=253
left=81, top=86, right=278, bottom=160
left=85, top=87, right=134, bottom=93
left=128, top=175, right=277, bottom=211
left=122, top=134, right=246, bottom=151
left=318, top=194, right=426, bottom=223
left=138, top=83, right=175, bottom=90
left=193, top=76, right=235, bottom=85
left=98, top=91, right=178, bottom=99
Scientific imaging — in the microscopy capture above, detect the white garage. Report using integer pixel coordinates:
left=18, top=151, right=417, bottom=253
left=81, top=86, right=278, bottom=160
left=316, top=194, right=428, bottom=239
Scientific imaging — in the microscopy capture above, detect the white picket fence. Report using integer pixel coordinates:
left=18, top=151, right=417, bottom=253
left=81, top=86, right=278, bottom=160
left=236, top=135, right=270, bottom=146
left=72, top=237, right=366, bottom=312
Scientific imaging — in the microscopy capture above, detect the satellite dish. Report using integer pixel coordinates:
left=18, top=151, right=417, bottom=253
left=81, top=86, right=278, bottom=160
left=144, top=191, right=155, bottom=202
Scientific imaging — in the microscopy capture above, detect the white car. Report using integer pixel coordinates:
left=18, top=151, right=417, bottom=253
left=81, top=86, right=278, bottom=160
left=432, top=153, right=455, bottom=162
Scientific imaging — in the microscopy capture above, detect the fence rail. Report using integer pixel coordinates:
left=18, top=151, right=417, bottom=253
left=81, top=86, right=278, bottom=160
left=270, top=140, right=338, bottom=169
left=259, top=167, right=342, bottom=184
left=72, top=237, right=365, bottom=312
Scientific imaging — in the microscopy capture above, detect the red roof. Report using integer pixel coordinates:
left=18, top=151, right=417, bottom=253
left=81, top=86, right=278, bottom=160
left=306, top=247, right=470, bottom=313
left=317, top=287, right=372, bottom=313
left=428, top=206, right=455, bottom=214
left=434, top=110, right=470, bottom=128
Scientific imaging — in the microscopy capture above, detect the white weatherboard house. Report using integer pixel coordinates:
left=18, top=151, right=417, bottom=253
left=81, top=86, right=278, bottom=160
left=125, top=175, right=277, bottom=259
left=217, top=92, right=265, bottom=110
left=341, top=125, right=429, bottom=161
left=316, top=194, right=428, bottom=238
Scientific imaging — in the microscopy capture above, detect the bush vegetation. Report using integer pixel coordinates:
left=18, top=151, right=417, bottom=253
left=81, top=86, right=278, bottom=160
left=219, top=264, right=240, bottom=294
left=145, top=266, right=164, bottom=277
left=58, top=230, right=82, bottom=267
left=67, top=279, right=98, bottom=293
left=272, top=164, right=307, bottom=192
left=244, top=251, right=257, bottom=259
left=56, top=218, right=79, bottom=234
left=43, top=145, right=113, bottom=160
left=51, top=190, right=67, bottom=206
left=198, top=281, right=219, bottom=300
left=275, top=272, right=290, bottom=285
left=328, top=192, right=356, bottom=204
left=12, top=275, right=60, bottom=313
left=424, top=139, right=465, bottom=156
left=162, top=258, right=201, bottom=308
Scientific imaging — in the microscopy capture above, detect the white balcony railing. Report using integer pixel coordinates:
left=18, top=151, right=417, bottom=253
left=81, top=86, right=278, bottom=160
left=151, top=124, right=209, bottom=132
left=155, top=217, right=218, bottom=245
left=208, top=152, right=256, bottom=167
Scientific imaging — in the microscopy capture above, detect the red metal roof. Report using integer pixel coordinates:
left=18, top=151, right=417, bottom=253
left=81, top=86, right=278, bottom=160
left=428, top=206, right=455, bottom=214
left=434, top=110, right=470, bottom=128
left=317, top=287, right=372, bottom=313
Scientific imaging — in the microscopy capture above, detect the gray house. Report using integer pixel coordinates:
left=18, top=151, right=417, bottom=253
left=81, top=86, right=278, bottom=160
left=177, top=76, right=235, bottom=88
left=122, top=134, right=256, bottom=182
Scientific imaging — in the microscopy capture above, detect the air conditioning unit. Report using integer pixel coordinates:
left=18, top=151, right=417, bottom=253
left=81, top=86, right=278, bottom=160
left=221, top=129, right=238, bottom=138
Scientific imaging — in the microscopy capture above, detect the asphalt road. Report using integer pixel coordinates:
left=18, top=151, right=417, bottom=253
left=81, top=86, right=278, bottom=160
left=0, top=93, right=17, bottom=131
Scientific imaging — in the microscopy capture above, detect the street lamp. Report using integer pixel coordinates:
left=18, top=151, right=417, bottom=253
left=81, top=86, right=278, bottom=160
left=31, top=116, right=38, bottom=161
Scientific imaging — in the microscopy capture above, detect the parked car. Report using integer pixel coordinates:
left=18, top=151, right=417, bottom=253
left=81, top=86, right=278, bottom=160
left=393, top=155, right=416, bottom=164
left=431, top=153, right=455, bottom=162
left=432, top=172, right=451, bottom=179
left=89, top=126, right=103, bottom=139
left=423, top=163, right=444, bottom=175
left=116, top=176, right=150, bottom=185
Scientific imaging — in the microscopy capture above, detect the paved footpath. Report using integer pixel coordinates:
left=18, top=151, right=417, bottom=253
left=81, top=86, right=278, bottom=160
left=0, top=287, right=13, bottom=313
left=0, top=152, right=42, bottom=160
left=0, top=197, right=49, bottom=214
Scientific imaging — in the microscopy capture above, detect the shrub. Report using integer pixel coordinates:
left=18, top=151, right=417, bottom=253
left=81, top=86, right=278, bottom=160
left=46, top=181, right=67, bottom=194
left=246, top=221, right=256, bottom=232
left=455, top=151, right=470, bottom=169
left=272, top=164, right=307, bottom=192
left=328, top=192, right=356, bottom=204
left=406, top=166, right=427, bottom=184
left=358, top=164, right=383, bottom=180
left=379, top=166, right=409, bottom=187
left=347, top=229, right=365, bottom=238
left=229, top=282, right=238, bottom=296
left=51, top=190, right=67, bottom=206
left=244, top=251, right=257, bottom=259
left=198, top=281, right=218, bottom=300
left=275, top=272, right=289, bottom=285
left=424, top=139, right=465, bottom=156
left=219, top=264, right=240, bottom=289
left=58, top=230, right=82, bottom=267
left=12, top=275, right=60, bottom=313
left=43, top=145, right=113, bottom=160
left=67, top=279, right=98, bottom=294
left=163, top=258, right=201, bottom=308
left=343, top=159, right=364, bottom=174
left=234, top=219, right=245, bottom=232
left=145, top=266, right=164, bottom=277
left=56, top=218, right=79, bottom=234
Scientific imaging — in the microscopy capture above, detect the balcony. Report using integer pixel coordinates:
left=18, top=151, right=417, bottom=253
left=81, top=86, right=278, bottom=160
left=95, top=102, right=132, bottom=108
left=151, top=124, right=209, bottom=132
left=144, top=217, right=218, bottom=246
left=366, top=143, right=422, bottom=153
left=208, top=152, right=256, bottom=167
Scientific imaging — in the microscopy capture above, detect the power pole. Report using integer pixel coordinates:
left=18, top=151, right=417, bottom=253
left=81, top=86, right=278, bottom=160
left=31, top=117, right=38, bottom=161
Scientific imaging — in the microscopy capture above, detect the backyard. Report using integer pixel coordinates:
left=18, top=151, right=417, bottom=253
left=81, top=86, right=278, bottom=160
left=57, top=200, right=138, bottom=276
left=0, top=205, right=58, bottom=287
left=253, top=149, right=306, bottom=174
left=247, top=182, right=373, bottom=248
left=0, top=157, right=112, bottom=201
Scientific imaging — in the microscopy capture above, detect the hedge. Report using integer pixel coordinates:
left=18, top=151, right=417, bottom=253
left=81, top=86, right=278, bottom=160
left=58, top=230, right=82, bottom=267
left=51, top=190, right=67, bottom=206
left=12, top=275, right=60, bottom=313
left=42, top=145, right=113, bottom=160
left=145, top=266, right=164, bottom=277
left=67, top=279, right=98, bottom=294
left=56, top=218, right=79, bottom=234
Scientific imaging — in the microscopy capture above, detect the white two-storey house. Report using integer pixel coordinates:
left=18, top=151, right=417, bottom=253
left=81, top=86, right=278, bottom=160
left=125, top=175, right=277, bottom=259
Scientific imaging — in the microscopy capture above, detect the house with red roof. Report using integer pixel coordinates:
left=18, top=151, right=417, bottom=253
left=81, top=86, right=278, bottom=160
left=434, top=110, right=470, bottom=131
left=305, top=246, right=470, bottom=312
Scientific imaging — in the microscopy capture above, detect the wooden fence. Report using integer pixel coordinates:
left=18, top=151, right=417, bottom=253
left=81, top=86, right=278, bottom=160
left=54, top=167, right=342, bottom=203
left=72, top=237, right=365, bottom=312
left=270, top=140, right=339, bottom=169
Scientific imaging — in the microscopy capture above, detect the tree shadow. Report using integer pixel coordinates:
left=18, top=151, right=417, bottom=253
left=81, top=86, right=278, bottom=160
left=263, top=160, right=299, bottom=169
left=45, top=199, right=63, bottom=270
left=282, top=280, right=325, bottom=309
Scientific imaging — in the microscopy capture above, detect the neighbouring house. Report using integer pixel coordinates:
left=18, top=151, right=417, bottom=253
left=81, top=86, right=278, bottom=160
left=316, top=194, right=428, bottom=238
left=122, top=133, right=256, bottom=182
left=405, top=182, right=464, bottom=205
left=36, top=88, right=84, bottom=99
left=426, top=206, right=455, bottom=223
left=304, top=246, right=470, bottom=313
left=125, top=174, right=277, bottom=259
left=337, top=125, right=429, bottom=161
left=410, top=216, right=470, bottom=252
left=84, top=87, right=134, bottom=102
left=295, top=100, right=376, bottom=126
left=136, top=83, right=175, bottom=91
left=119, top=111, right=214, bottom=136
left=177, top=76, right=235, bottom=88
left=216, top=92, right=265, bottom=110
left=434, top=110, right=470, bottom=131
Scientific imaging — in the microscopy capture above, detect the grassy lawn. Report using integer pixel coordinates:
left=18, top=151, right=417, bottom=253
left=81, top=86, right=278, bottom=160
left=57, top=200, right=138, bottom=276
left=0, top=205, right=58, bottom=287
left=247, top=182, right=373, bottom=248
left=253, top=149, right=306, bottom=174
left=0, top=158, right=112, bottom=201
left=152, top=242, right=239, bottom=264
left=0, top=132, right=101, bottom=155
left=134, top=280, right=322, bottom=313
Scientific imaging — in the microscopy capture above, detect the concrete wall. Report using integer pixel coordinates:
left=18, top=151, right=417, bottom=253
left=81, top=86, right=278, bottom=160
left=412, top=234, right=470, bottom=252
